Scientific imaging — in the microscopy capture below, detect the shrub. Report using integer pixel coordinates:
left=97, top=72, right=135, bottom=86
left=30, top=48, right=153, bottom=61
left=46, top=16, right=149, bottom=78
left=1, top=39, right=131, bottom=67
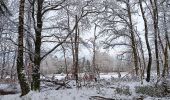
left=135, top=85, right=164, bottom=97
left=115, top=85, right=131, bottom=95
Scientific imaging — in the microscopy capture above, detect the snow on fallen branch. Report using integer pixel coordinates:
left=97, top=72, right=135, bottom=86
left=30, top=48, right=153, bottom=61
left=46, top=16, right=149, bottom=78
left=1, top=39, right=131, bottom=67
left=40, top=79, right=71, bottom=90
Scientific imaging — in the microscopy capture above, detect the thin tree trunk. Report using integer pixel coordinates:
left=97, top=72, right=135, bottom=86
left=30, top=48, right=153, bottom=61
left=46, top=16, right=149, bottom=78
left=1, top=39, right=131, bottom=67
left=136, top=45, right=143, bottom=84
left=11, top=50, right=16, bottom=79
left=31, top=0, right=43, bottom=91
left=93, top=24, right=97, bottom=76
left=71, top=37, right=75, bottom=77
left=162, top=1, right=169, bottom=76
left=136, top=29, right=146, bottom=78
left=162, top=42, right=168, bottom=77
left=25, top=1, right=33, bottom=84
left=1, top=48, right=6, bottom=79
left=150, top=0, right=160, bottom=77
left=162, top=1, right=170, bottom=50
left=17, top=0, right=30, bottom=96
left=126, top=0, right=138, bottom=75
left=74, top=15, right=79, bottom=86
left=139, top=0, right=152, bottom=82
left=62, top=45, right=68, bottom=78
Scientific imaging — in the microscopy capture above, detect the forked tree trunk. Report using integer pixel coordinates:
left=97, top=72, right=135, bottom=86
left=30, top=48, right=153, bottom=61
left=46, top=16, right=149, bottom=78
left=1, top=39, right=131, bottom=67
left=17, top=0, right=30, bottom=96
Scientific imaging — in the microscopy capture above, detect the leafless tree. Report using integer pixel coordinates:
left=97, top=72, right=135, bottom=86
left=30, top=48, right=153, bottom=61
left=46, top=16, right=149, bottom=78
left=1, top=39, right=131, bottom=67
left=17, top=0, right=30, bottom=96
left=139, top=0, right=152, bottom=82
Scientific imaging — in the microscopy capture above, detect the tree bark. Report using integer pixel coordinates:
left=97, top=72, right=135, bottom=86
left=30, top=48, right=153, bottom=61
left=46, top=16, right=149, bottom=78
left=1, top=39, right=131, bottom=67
left=162, top=42, right=168, bottom=77
left=150, top=0, right=160, bottom=77
left=31, top=0, right=43, bottom=91
left=136, top=29, right=146, bottom=79
left=162, top=1, right=170, bottom=50
left=74, top=15, right=79, bottom=86
left=126, top=0, right=138, bottom=75
left=17, top=0, right=30, bottom=96
left=61, top=45, right=68, bottom=78
left=1, top=47, right=6, bottom=79
left=93, top=24, right=97, bottom=76
left=25, top=1, right=33, bottom=84
left=139, top=0, right=152, bottom=82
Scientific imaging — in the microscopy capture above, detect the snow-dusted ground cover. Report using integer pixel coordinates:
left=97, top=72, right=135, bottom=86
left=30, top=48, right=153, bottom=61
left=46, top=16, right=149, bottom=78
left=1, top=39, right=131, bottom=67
left=0, top=72, right=170, bottom=100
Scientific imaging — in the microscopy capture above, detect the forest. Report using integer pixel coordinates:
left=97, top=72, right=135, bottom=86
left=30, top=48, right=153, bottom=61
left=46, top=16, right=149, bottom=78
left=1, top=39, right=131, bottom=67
left=0, top=0, right=170, bottom=100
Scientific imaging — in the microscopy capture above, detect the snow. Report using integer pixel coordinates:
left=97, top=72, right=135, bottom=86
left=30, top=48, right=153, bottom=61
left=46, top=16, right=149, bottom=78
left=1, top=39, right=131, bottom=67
left=54, top=75, right=66, bottom=80
left=41, top=74, right=66, bottom=81
left=0, top=72, right=170, bottom=100
left=0, top=83, right=20, bottom=93
left=0, top=88, right=114, bottom=100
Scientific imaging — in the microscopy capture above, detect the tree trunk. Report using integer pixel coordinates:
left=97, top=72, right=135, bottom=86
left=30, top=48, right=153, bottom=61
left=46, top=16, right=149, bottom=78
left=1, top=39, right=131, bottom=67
left=17, top=0, right=30, bottom=96
left=93, top=24, right=97, bottom=77
left=150, top=0, right=160, bottom=77
left=71, top=37, right=75, bottom=76
left=1, top=48, right=6, bottom=79
left=62, top=45, right=68, bottom=78
left=136, top=29, right=146, bottom=79
left=126, top=0, right=138, bottom=75
left=74, top=15, right=79, bottom=86
left=25, top=1, right=33, bottom=84
left=162, top=42, right=168, bottom=77
left=11, top=50, right=16, bottom=79
left=139, top=0, right=152, bottom=82
left=162, top=1, right=170, bottom=50
left=31, top=0, right=43, bottom=91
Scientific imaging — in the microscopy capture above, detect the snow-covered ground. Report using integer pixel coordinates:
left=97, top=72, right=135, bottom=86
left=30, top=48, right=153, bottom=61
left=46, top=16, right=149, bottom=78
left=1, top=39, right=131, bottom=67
left=0, top=87, right=114, bottom=100
left=0, top=72, right=170, bottom=100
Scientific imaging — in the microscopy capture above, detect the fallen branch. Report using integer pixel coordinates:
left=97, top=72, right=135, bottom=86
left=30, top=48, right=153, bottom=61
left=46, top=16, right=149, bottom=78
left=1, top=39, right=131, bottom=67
left=40, top=79, right=71, bottom=89
left=90, top=96, right=115, bottom=100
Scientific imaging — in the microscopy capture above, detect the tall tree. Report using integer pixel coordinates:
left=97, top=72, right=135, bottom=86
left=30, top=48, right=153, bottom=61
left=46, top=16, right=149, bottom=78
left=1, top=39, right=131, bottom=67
left=126, top=0, right=138, bottom=75
left=30, top=0, right=86, bottom=90
left=139, top=0, right=152, bottom=82
left=98, top=0, right=139, bottom=75
left=162, top=42, right=168, bottom=77
left=162, top=0, right=170, bottom=50
left=150, top=0, right=160, bottom=77
left=74, top=15, right=80, bottom=86
left=31, top=0, right=67, bottom=91
left=17, top=0, right=30, bottom=96
left=31, top=0, right=43, bottom=91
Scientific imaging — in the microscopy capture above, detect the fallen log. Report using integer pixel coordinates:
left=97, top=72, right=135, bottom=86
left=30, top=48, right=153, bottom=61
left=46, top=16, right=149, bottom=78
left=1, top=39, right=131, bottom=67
left=40, top=79, right=71, bottom=89
left=0, top=89, right=17, bottom=95
left=90, top=96, right=115, bottom=100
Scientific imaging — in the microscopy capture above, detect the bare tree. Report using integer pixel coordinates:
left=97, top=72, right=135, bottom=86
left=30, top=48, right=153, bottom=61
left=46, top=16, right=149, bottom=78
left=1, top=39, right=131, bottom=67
left=162, top=42, right=168, bottom=77
left=17, top=0, right=30, bottom=96
left=74, top=15, right=80, bottom=86
left=150, top=0, right=160, bottom=77
left=30, top=0, right=95, bottom=90
left=97, top=0, right=139, bottom=75
left=126, top=0, right=138, bottom=75
left=139, top=0, right=152, bottom=82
